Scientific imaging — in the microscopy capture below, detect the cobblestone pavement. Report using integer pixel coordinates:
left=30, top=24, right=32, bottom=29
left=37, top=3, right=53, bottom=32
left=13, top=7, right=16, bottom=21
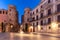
left=0, top=32, right=60, bottom=40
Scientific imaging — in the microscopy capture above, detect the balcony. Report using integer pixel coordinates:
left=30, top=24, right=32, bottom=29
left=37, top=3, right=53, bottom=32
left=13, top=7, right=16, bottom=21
left=29, top=19, right=36, bottom=22
left=56, top=0, right=60, bottom=2
left=40, top=13, right=53, bottom=20
left=30, top=12, right=60, bottom=22
left=42, top=1, right=53, bottom=9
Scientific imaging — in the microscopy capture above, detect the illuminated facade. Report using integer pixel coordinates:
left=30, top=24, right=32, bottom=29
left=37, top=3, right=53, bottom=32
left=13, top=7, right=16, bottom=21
left=0, top=5, right=19, bottom=32
left=22, top=8, right=33, bottom=32
left=23, top=0, right=60, bottom=33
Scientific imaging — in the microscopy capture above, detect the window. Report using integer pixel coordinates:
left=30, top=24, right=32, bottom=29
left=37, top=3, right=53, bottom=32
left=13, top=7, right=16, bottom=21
left=48, top=0, right=51, bottom=3
left=41, top=6, right=43, bottom=8
left=40, top=13, right=43, bottom=18
left=36, top=9, right=38, bottom=13
left=33, top=12, right=34, bottom=15
left=32, top=17, right=35, bottom=21
left=49, top=26, right=51, bottom=29
left=1, top=22, right=4, bottom=30
left=48, top=9, right=51, bottom=16
left=48, top=18, right=51, bottom=24
left=57, top=15, right=60, bottom=22
left=36, top=16, right=38, bottom=20
left=0, top=11, right=2, bottom=14
left=36, top=22, right=38, bottom=26
left=57, top=4, right=60, bottom=12
left=6, top=12, right=7, bottom=14
left=3, top=11, right=4, bottom=14
left=41, top=20, right=43, bottom=25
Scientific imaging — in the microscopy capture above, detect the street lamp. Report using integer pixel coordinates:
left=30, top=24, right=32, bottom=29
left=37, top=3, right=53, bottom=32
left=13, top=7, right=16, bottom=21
left=11, top=25, right=13, bottom=28
left=38, top=25, right=41, bottom=32
left=51, top=22, right=58, bottom=32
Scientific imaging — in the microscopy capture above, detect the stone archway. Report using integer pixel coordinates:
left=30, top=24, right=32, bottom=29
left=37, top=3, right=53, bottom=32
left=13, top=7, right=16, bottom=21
left=5, top=24, right=14, bottom=32
left=25, top=23, right=28, bottom=32
left=1, top=22, right=6, bottom=32
left=6, top=24, right=11, bottom=32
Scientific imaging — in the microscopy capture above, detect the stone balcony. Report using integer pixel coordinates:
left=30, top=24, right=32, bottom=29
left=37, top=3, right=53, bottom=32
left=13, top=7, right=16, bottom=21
left=56, top=0, right=60, bottom=4
left=56, top=0, right=60, bottom=2
left=40, top=1, right=53, bottom=11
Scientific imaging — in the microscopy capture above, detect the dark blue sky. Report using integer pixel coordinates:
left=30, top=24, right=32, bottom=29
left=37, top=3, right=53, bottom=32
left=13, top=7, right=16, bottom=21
left=0, top=0, right=41, bottom=23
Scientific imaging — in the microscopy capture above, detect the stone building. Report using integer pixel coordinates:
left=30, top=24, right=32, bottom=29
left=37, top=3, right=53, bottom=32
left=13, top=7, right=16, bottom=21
left=0, top=9, right=8, bottom=32
left=0, top=5, right=19, bottom=32
left=22, top=8, right=32, bottom=32
left=23, top=0, right=60, bottom=33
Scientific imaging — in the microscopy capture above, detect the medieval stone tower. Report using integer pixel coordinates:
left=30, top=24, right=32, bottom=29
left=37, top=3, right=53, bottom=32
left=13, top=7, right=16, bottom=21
left=22, top=8, right=32, bottom=32
left=8, top=5, right=19, bottom=32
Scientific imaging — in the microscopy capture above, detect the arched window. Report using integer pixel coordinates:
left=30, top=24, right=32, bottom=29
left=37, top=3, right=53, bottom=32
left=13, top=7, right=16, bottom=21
left=40, top=13, right=43, bottom=18
left=40, top=20, right=43, bottom=25
left=48, top=18, right=51, bottom=24
left=36, top=9, right=38, bottom=13
left=48, top=9, right=51, bottom=16
left=48, top=0, right=51, bottom=3
left=0, top=11, right=2, bottom=14
left=57, top=15, right=60, bottom=22
left=36, top=16, right=38, bottom=20
left=57, top=4, right=60, bottom=12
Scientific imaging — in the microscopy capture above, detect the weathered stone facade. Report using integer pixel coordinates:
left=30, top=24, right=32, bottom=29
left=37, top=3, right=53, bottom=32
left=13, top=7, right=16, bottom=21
left=22, top=8, right=32, bottom=32
left=23, top=0, right=60, bottom=33
left=0, top=5, right=19, bottom=32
